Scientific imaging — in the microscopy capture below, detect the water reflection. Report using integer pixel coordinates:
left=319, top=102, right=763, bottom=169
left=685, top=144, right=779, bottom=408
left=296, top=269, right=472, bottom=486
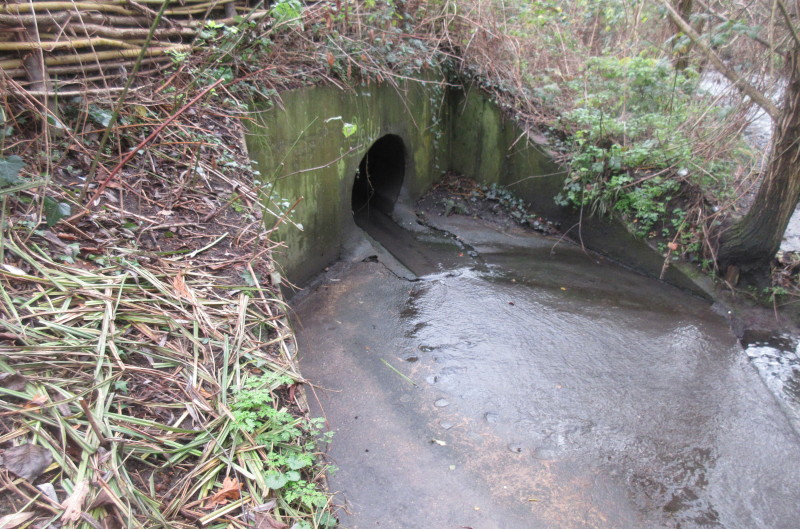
left=742, top=330, right=800, bottom=432
left=294, top=215, right=800, bottom=529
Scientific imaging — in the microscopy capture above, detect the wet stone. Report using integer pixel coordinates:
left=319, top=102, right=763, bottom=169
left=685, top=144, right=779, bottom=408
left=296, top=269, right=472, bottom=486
left=426, top=375, right=439, bottom=385
left=434, top=398, right=450, bottom=408
left=419, top=345, right=435, bottom=352
left=440, top=421, right=455, bottom=430
left=405, top=354, right=419, bottom=362
left=484, top=412, right=499, bottom=424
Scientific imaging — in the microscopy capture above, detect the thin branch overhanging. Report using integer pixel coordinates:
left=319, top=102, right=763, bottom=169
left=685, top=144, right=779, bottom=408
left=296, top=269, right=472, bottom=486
left=661, top=0, right=780, bottom=120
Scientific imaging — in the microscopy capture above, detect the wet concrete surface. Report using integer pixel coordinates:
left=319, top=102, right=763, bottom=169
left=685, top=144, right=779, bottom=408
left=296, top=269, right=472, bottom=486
left=292, top=212, right=800, bottom=529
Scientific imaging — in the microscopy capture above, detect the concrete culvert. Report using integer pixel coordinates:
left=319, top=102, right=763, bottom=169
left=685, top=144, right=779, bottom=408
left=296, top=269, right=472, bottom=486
left=351, top=135, right=406, bottom=219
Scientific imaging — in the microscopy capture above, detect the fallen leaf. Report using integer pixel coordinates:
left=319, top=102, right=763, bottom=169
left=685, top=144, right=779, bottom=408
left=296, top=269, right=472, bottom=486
left=667, top=241, right=679, bottom=251
left=61, top=480, right=90, bottom=522
left=1, top=264, right=26, bottom=275
left=0, top=372, right=27, bottom=392
left=29, top=394, right=48, bottom=406
left=173, top=272, right=191, bottom=299
left=326, top=51, right=335, bottom=67
left=0, top=512, right=35, bottom=529
left=203, top=476, right=241, bottom=508
left=37, top=483, right=59, bottom=503
left=254, top=512, right=288, bottom=529
left=0, top=332, right=22, bottom=343
left=251, top=500, right=277, bottom=513
left=87, top=489, right=117, bottom=510
left=0, top=444, right=53, bottom=481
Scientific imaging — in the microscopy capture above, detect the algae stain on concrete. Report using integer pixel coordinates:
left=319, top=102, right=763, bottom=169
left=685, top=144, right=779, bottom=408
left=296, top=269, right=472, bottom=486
left=245, top=80, right=451, bottom=284
left=244, top=78, right=703, bottom=293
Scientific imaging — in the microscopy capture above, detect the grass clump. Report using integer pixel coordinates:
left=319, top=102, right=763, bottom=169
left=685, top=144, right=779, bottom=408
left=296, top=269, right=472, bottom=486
left=0, top=227, right=333, bottom=527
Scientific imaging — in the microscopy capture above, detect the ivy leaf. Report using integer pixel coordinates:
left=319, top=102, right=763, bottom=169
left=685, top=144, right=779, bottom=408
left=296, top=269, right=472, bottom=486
left=88, top=105, right=113, bottom=128
left=46, top=114, right=67, bottom=130
left=240, top=269, right=260, bottom=286
left=43, top=196, right=71, bottom=227
left=0, top=155, right=24, bottom=188
left=263, top=472, right=288, bottom=490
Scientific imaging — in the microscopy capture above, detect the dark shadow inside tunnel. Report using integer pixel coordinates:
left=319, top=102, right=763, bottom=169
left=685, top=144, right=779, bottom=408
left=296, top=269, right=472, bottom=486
left=351, top=134, right=436, bottom=273
left=351, top=135, right=405, bottom=221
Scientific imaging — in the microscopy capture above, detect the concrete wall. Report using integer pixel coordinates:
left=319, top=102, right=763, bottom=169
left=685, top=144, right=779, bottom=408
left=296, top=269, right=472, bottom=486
left=446, top=87, right=704, bottom=295
left=246, top=79, right=704, bottom=295
left=245, top=79, right=448, bottom=284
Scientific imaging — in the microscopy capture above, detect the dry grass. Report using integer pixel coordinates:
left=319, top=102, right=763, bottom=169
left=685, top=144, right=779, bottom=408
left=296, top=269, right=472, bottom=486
left=0, top=9, right=335, bottom=524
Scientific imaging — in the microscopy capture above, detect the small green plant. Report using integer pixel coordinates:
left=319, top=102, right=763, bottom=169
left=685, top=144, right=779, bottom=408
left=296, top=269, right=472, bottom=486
left=230, top=375, right=333, bottom=515
left=763, top=285, right=789, bottom=302
left=271, top=0, right=304, bottom=28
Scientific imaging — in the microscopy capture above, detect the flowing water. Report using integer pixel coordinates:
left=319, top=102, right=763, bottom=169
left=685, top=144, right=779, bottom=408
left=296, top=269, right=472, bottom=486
left=293, top=212, right=800, bottom=529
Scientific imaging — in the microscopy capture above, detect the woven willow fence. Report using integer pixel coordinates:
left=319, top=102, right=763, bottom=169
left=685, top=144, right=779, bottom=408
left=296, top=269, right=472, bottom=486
left=0, top=0, right=270, bottom=94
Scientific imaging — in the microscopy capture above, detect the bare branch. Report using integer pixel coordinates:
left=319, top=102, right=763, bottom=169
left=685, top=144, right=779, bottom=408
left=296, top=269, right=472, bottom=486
left=776, top=0, right=800, bottom=49
left=660, top=0, right=780, bottom=120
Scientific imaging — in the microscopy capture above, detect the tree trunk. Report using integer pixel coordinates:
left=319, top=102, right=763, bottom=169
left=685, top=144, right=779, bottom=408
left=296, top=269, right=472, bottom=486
left=717, top=48, right=800, bottom=281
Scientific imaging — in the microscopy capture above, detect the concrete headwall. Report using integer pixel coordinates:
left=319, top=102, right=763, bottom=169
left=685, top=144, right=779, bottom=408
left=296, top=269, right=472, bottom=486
left=246, top=79, right=448, bottom=284
left=245, top=78, right=705, bottom=295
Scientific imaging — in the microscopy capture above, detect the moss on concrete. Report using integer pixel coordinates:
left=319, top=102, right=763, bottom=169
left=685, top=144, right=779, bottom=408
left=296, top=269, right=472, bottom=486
left=245, top=79, right=448, bottom=284
left=246, top=78, right=709, bottom=296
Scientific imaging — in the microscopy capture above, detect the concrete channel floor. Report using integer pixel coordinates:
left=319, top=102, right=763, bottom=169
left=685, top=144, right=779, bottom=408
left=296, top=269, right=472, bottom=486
left=292, top=213, right=800, bottom=529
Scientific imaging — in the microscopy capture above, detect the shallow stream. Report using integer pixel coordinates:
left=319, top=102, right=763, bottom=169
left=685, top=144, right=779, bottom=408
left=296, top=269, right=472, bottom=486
left=293, top=211, right=800, bottom=529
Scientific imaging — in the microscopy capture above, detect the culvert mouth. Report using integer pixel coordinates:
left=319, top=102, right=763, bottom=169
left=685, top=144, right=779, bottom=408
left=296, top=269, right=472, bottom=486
left=351, top=135, right=405, bottom=220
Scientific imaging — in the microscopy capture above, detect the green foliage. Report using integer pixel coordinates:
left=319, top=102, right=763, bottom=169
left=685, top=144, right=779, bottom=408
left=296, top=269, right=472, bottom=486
left=0, top=155, right=24, bottom=188
left=230, top=376, right=331, bottom=513
left=271, top=0, right=304, bottom=28
left=763, top=285, right=789, bottom=302
left=707, top=19, right=761, bottom=47
left=43, top=196, right=71, bottom=227
left=231, top=373, right=295, bottom=435
left=0, top=156, right=70, bottom=229
left=556, top=56, right=728, bottom=236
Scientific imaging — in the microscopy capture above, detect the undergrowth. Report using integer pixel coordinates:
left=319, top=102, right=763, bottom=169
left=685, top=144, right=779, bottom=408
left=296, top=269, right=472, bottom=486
left=553, top=55, right=737, bottom=251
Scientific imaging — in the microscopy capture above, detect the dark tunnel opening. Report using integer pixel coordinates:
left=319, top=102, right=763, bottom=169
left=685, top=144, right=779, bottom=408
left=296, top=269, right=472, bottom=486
left=351, top=135, right=406, bottom=221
